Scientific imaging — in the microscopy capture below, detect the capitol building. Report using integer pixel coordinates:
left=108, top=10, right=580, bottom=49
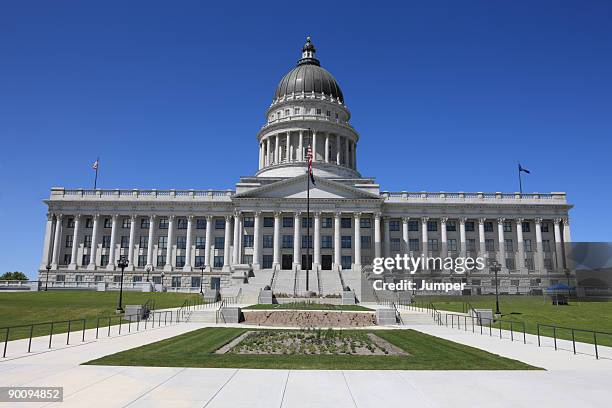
left=39, top=38, right=573, bottom=298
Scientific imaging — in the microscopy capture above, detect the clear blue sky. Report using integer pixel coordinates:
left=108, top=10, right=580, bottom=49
left=1, top=1, right=611, bottom=277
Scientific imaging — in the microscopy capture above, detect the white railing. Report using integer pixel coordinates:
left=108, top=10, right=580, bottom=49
left=51, top=188, right=235, bottom=200
left=381, top=191, right=566, bottom=203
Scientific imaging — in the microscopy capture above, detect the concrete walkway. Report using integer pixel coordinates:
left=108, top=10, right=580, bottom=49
left=1, top=312, right=611, bottom=407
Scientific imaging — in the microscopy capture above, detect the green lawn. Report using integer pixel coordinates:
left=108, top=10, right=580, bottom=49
left=85, top=327, right=538, bottom=370
left=417, top=295, right=612, bottom=346
left=242, top=302, right=372, bottom=311
left=0, top=290, right=200, bottom=341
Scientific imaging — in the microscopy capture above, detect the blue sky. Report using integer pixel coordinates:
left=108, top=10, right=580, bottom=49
left=0, top=1, right=611, bottom=277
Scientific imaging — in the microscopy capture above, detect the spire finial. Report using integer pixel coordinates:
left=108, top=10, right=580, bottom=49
left=298, top=36, right=319, bottom=66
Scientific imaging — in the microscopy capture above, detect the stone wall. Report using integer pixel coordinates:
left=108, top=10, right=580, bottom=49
left=242, top=310, right=376, bottom=327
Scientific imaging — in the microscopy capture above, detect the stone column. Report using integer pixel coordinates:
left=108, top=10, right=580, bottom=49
left=293, top=211, right=301, bottom=269
left=344, top=137, right=349, bottom=166
left=374, top=213, right=382, bottom=258
left=324, top=133, right=330, bottom=162
left=383, top=217, right=391, bottom=258
left=285, top=132, right=290, bottom=162
left=333, top=212, right=341, bottom=269
left=265, top=137, right=271, bottom=166
left=273, top=211, right=281, bottom=269
left=89, top=214, right=100, bottom=270
left=459, top=217, right=467, bottom=257
left=478, top=218, right=486, bottom=256
left=107, top=214, right=118, bottom=269
left=313, top=212, right=321, bottom=267
left=51, top=214, right=63, bottom=268
left=336, top=134, right=341, bottom=165
left=553, top=218, right=562, bottom=271
left=516, top=218, right=524, bottom=272
left=497, top=218, right=506, bottom=267
left=563, top=217, right=571, bottom=243
left=274, top=134, right=280, bottom=164
left=69, top=214, right=81, bottom=269
left=253, top=212, right=262, bottom=270
left=298, top=130, right=304, bottom=161
left=535, top=218, right=543, bottom=273
left=312, top=130, right=317, bottom=161
left=421, top=217, right=429, bottom=256
left=223, top=215, right=232, bottom=269
left=232, top=211, right=241, bottom=265
left=127, top=214, right=136, bottom=270
left=354, top=212, right=361, bottom=269
left=146, top=215, right=155, bottom=268
left=205, top=215, right=213, bottom=268
left=353, top=142, right=357, bottom=169
left=184, top=215, right=193, bottom=271
left=440, top=217, right=448, bottom=258
left=164, top=215, right=175, bottom=271
left=41, top=213, right=55, bottom=269
left=401, top=217, right=409, bottom=254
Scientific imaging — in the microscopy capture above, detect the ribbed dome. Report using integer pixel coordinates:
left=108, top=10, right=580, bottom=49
left=273, top=37, right=344, bottom=103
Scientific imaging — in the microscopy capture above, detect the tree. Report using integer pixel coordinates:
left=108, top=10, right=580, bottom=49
left=0, top=271, right=28, bottom=281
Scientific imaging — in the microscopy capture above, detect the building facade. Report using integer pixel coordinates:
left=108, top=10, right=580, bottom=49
left=39, top=38, right=573, bottom=296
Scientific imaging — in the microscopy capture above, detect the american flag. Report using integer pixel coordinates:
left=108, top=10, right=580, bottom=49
left=92, top=159, right=99, bottom=170
left=307, top=145, right=315, bottom=185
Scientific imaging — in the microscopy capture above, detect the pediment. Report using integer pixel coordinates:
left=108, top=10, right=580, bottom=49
left=234, top=175, right=381, bottom=200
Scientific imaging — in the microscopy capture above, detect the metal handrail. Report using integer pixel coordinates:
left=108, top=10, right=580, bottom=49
left=441, top=312, right=527, bottom=344
left=536, top=323, right=612, bottom=359
left=1, top=318, right=86, bottom=358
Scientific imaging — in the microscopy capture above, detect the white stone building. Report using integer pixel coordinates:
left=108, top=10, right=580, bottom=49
left=39, top=38, right=572, bottom=297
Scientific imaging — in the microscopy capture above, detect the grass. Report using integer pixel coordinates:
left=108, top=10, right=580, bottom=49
left=85, top=327, right=538, bottom=370
left=0, top=290, right=200, bottom=341
left=242, top=302, right=372, bottom=311
left=418, top=295, right=612, bottom=347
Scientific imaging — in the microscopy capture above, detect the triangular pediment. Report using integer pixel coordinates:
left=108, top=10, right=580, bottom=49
left=234, top=175, right=381, bottom=200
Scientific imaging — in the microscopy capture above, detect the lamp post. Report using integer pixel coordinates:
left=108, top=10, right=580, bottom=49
left=145, top=265, right=152, bottom=282
left=116, top=256, right=129, bottom=313
left=564, top=268, right=572, bottom=300
left=160, top=271, right=165, bottom=288
left=45, top=264, right=51, bottom=291
left=200, top=266, right=205, bottom=294
left=490, top=259, right=502, bottom=317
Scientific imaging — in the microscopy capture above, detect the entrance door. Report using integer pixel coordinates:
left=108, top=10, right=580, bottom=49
left=210, top=277, right=221, bottom=290
left=301, top=254, right=312, bottom=270
left=281, top=254, right=293, bottom=270
left=321, top=255, right=332, bottom=270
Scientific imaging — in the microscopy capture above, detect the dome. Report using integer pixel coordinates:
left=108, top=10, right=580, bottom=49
left=273, top=37, right=344, bottom=103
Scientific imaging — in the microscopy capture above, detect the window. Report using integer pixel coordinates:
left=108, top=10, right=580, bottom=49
left=85, top=218, right=93, bottom=228
left=542, top=240, right=551, bottom=252
left=264, top=217, right=274, bottom=227
left=139, top=236, right=148, bottom=249
left=103, top=218, right=112, bottom=228
left=389, top=220, right=400, bottom=231
left=196, top=237, right=205, bottom=249
left=525, top=258, right=534, bottom=270
left=262, top=255, right=273, bottom=269
left=284, top=109, right=290, bottom=116
left=484, top=222, right=494, bottom=232
left=503, top=221, right=512, bottom=232
left=465, top=221, right=475, bottom=232
left=505, top=258, right=515, bottom=270
left=541, top=223, right=549, bottom=232
left=316, top=108, right=322, bottom=115
left=176, top=236, right=186, bottom=250
left=341, top=236, right=351, bottom=248
left=361, top=235, right=371, bottom=249
left=65, top=235, right=73, bottom=248
left=63, top=254, right=71, bottom=265
left=94, top=275, right=104, bottom=283
left=360, top=218, right=371, bottom=228
left=122, top=218, right=131, bottom=229
left=485, top=239, right=495, bottom=252
left=243, top=217, right=254, bottom=227
left=177, top=218, right=187, bottom=229
left=321, top=235, right=332, bottom=248
left=176, top=256, right=185, bottom=267
left=302, top=217, right=313, bottom=228
left=341, top=256, right=352, bottom=269
left=294, top=107, right=300, bottom=114
left=544, top=258, right=553, bottom=270
left=66, top=217, right=75, bottom=228
left=120, top=236, right=129, bottom=248
left=322, top=218, right=332, bottom=228
left=524, top=239, right=532, bottom=252
left=196, top=218, right=206, bottom=229
left=194, top=256, right=204, bottom=267
left=263, top=235, right=273, bottom=248
left=153, top=276, right=162, bottom=284
left=409, top=239, right=419, bottom=251
left=214, top=256, right=224, bottom=268
left=504, top=239, right=514, bottom=252
left=282, top=235, right=293, bottom=248
left=530, top=278, right=541, bottom=286
left=159, top=218, right=168, bottom=229
left=244, top=235, right=254, bottom=248
left=138, top=255, right=146, bottom=267
left=158, top=236, right=167, bottom=250
left=102, top=236, right=111, bottom=248
left=113, top=275, right=122, bottom=283
left=408, top=220, right=419, bottom=231
left=471, top=279, right=481, bottom=286
left=326, top=110, right=331, bottom=117
left=522, top=221, right=530, bottom=233
left=100, top=255, right=109, bottom=266
left=157, top=255, right=166, bottom=266
left=448, top=239, right=457, bottom=252
left=244, top=255, right=253, bottom=264
left=446, top=221, right=456, bottom=231
left=140, top=218, right=150, bottom=229
left=214, top=236, right=225, bottom=249
left=133, top=276, right=143, bottom=283
left=283, top=217, right=293, bottom=228
left=171, top=276, right=181, bottom=288
left=428, top=239, right=439, bottom=251
left=215, top=219, right=225, bottom=229
left=427, top=221, right=437, bottom=232
left=467, top=239, right=476, bottom=252
left=82, top=254, right=90, bottom=265
left=390, top=238, right=400, bottom=251
left=510, top=279, right=519, bottom=287
left=302, top=235, right=312, bottom=249
left=341, top=218, right=351, bottom=229
left=191, top=277, right=201, bottom=288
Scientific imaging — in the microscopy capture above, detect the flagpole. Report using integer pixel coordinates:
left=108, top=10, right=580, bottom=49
left=306, top=131, right=311, bottom=293
left=518, top=163, right=523, bottom=194
left=94, top=157, right=99, bottom=190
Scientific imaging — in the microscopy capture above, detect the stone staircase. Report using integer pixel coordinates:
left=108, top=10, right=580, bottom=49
left=319, top=269, right=343, bottom=296
left=398, top=309, right=436, bottom=326
left=185, top=309, right=217, bottom=323
left=238, top=269, right=274, bottom=304
left=295, top=269, right=320, bottom=295
left=272, top=269, right=296, bottom=296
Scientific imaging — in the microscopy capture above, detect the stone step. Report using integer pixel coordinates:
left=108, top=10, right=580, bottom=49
left=186, top=310, right=217, bottom=323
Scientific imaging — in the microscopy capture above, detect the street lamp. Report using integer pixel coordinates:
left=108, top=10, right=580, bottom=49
left=160, top=271, right=165, bottom=288
left=489, top=259, right=502, bottom=317
left=564, top=268, right=572, bottom=300
left=200, top=266, right=205, bottom=295
left=45, top=264, right=51, bottom=291
left=116, top=256, right=129, bottom=313
left=145, top=265, right=152, bottom=282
